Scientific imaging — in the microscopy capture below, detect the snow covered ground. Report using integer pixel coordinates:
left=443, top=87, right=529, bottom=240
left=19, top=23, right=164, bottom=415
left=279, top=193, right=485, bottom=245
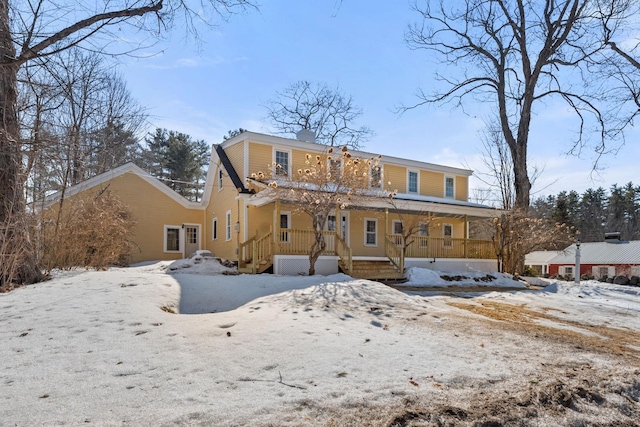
left=1, top=261, right=639, bottom=426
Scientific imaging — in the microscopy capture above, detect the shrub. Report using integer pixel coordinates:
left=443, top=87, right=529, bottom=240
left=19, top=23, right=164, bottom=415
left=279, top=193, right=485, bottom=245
left=41, top=188, right=137, bottom=271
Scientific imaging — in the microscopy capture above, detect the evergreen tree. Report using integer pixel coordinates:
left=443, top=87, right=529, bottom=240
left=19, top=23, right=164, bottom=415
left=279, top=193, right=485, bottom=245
left=578, top=188, right=607, bottom=242
left=140, top=128, right=210, bottom=202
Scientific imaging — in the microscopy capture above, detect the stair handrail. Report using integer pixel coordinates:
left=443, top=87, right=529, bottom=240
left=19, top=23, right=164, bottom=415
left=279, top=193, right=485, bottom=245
left=385, top=235, right=404, bottom=273
left=335, top=234, right=352, bottom=275
left=253, top=231, right=273, bottom=272
left=238, top=236, right=255, bottom=270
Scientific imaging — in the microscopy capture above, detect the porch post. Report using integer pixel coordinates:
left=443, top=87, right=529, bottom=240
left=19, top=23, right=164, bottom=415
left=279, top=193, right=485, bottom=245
left=385, top=208, right=389, bottom=253
left=464, top=215, right=468, bottom=258
left=275, top=199, right=281, bottom=253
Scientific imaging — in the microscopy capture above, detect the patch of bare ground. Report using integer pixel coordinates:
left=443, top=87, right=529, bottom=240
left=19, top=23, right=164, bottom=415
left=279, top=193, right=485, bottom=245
left=255, top=300, right=640, bottom=427
left=385, top=361, right=640, bottom=427
left=447, top=300, right=640, bottom=360
left=256, top=364, right=640, bottom=426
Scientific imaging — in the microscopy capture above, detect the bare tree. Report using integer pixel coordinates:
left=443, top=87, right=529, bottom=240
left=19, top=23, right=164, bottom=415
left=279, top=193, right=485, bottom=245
left=0, top=0, right=256, bottom=285
left=250, top=146, right=384, bottom=275
left=265, top=80, right=373, bottom=149
left=471, top=119, right=545, bottom=211
left=405, top=0, right=630, bottom=210
left=597, top=1, right=640, bottom=129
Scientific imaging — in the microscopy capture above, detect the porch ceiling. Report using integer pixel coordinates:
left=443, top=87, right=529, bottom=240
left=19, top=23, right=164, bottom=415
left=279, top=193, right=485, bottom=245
left=244, top=188, right=501, bottom=220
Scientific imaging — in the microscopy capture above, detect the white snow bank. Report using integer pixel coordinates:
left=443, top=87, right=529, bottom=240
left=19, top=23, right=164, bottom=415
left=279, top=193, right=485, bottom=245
left=404, top=267, right=526, bottom=288
left=1, top=263, right=639, bottom=425
left=166, top=257, right=236, bottom=275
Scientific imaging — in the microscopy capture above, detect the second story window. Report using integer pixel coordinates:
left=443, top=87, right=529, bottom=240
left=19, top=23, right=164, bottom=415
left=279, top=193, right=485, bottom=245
left=445, top=176, right=455, bottom=198
left=328, top=159, right=342, bottom=180
left=275, top=150, right=289, bottom=176
left=408, top=171, right=418, bottom=193
left=370, top=165, right=382, bottom=189
left=218, top=168, right=224, bottom=190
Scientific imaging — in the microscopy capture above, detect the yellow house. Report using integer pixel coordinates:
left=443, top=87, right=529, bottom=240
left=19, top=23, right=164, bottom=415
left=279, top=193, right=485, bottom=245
left=44, top=131, right=500, bottom=278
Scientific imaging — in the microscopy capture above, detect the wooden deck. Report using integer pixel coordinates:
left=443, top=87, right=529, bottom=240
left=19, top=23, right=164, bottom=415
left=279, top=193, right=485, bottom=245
left=239, top=229, right=496, bottom=279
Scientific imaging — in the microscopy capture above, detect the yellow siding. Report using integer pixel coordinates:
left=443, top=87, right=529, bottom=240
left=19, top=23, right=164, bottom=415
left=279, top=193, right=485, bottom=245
left=348, top=210, right=386, bottom=257
left=204, top=169, right=243, bottom=261
left=248, top=142, right=273, bottom=176
left=52, top=172, right=204, bottom=264
left=382, top=213, right=464, bottom=237
left=455, top=175, right=468, bottom=201
left=225, top=142, right=245, bottom=180
left=384, top=164, right=405, bottom=193
left=291, top=148, right=309, bottom=176
left=421, top=170, right=444, bottom=197
left=247, top=204, right=275, bottom=239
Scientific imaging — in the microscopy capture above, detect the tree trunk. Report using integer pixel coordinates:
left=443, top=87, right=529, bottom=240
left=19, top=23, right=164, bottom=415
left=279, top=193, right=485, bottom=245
left=308, top=216, right=327, bottom=276
left=0, top=0, right=42, bottom=286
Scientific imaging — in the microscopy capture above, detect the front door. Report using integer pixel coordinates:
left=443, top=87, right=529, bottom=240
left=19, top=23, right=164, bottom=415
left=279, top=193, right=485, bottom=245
left=340, top=212, right=350, bottom=245
left=184, top=225, right=200, bottom=258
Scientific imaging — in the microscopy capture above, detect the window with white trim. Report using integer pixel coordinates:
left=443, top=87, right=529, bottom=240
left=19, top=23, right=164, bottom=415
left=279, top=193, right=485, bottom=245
left=326, top=215, right=337, bottom=232
left=408, top=170, right=418, bottom=194
left=164, top=226, right=181, bottom=252
left=445, top=176, right=455, bottom=198
left=443, top=223, right=453, bottom=247
left=370, top=165, right=382, bottom=189
left=561, top=266, right=574, bottom=277
left=418, top=221, right=429, bottom=247
left=225, top=210, right=232, bottom=241
left=328, top=159, right=342, bottom=180
left=364, top=218, right=378, bottom=246
left=218, top=168, right=224, bottom=190
left=280, top=211, right=291, bottom=243
left=392, top=220, right=403, bottom=235
left=274, top=150, right=290, bottom=176
left=212, top=217, right=218, bottom=240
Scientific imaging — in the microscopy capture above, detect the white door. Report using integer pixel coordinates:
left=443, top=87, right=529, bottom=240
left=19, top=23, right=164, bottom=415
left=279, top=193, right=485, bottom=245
left=184, top=225, right=200, bottom=258
left=340, top=212, right=350, bottom=245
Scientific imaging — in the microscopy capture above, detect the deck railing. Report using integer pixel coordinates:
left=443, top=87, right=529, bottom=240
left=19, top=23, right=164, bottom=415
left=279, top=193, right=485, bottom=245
left=276, top=229, right=336, bottom=255
left=241, top=230, right=495, bottom=272
left=387, top=234, right=496, bottom=259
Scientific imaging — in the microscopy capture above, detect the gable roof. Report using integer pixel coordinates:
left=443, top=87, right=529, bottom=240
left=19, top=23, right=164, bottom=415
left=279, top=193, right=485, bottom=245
left=214, top=144, right=252, bottom=194
left=221, top=131, right=474, bottom=177
left=549, top=241, right=640, bottom=265
left=42, top=163, right=204, bottom=210
left=525, top=250, right=564, bottom=265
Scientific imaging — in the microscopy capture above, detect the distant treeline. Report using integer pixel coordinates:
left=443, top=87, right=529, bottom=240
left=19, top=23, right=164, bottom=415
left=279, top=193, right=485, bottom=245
left=531, top=183, right=640, bottom=242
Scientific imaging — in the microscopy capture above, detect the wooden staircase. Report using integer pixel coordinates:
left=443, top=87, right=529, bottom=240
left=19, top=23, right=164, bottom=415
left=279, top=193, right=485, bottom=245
left=341, top=260, right=405, bottom=281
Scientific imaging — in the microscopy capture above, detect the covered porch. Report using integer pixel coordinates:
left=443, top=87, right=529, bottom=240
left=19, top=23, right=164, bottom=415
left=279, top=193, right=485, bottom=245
left=238, top=196, right=499, bottom=279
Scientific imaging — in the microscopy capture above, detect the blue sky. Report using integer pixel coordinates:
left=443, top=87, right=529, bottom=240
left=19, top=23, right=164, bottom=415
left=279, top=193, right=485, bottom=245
left=119, top=0, right=640, bottom=203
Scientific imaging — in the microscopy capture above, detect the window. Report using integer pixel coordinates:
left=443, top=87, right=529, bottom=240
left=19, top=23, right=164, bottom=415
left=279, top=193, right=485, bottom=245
left=218, top=168, right=224, bottom=190
left=408, top=171, right=418, bottom=193
left=280, top=212, right=291, bottom=242
left=187, top=226, right=197, bottom=244
left=445, top=176, right=455, bottom=198
left=327, top=215, right=337, bottom=232
left=275, top=150, right=289, bottom=176
left=328, top=159, right=342, bottom=180
left=418, top=222, right=429, bottom=236
left=562, top=266, right=574, bottom=277
left=443, top=223, right=453, bottom=248
left=418, top=221, right=429, bottom=247
left=212, top=217, right=218, bottom=240
left=370, top=165, right=382, bottom=189
left=164, top=226, right=181, bottom=252
left=392, top=220, right=403, bottom=235
left=225, top=211, right=232, bottom=241
left=364, top=218, right=377, bottom=246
